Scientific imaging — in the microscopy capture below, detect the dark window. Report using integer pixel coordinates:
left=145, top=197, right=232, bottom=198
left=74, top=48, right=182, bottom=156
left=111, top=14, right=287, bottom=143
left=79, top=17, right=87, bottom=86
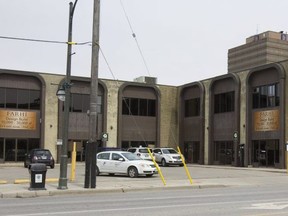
left=29, top=90, right=41, bottom=110
left=82, top=94, right=90, bottom=113
left=121, top=141, right=129, bottom=150
left=139, top=99, right=147, bottom=116
left=72, top=94, right=82, bottom=112
left=0, top=138, right=3, bottom=159
left=122, top=98, right=130, bottom=115
left=0, top=88, right=40, bottom=110
left=276, top=84, right=280, bottom=106
left=70, top=93, right=96, bottom=113
left=214, top=91, right=234, bottom=113
left=122, top=97, right=156, bottom=117
left=6, top=88, right=17, bottom=108
left=17, top=89, right=29, bottom=109
left=185, top=98, right=200, bottom=117
left=252, top=83, right=279, bottom=109
left=252, top=87, right=260, bottom=109
left=130, top=98, right=139, bottom=115
left=147, top=100, right=156, bottom=116
left=0, top=88, right=5, bottom=108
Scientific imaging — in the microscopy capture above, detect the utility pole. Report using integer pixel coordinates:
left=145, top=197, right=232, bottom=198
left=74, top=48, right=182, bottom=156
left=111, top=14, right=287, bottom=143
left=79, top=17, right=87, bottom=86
left=84, top=0, right=100, bottom=189
left=58, top=0, right=78, bottom=190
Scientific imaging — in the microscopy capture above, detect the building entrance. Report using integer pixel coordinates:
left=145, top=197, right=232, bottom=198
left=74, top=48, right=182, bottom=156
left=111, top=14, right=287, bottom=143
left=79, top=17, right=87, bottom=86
left=252, top=140, right=279, bottom=167
left=215, top=141, right=233, bottom=165
left=184, top=142, right=200, bottom=163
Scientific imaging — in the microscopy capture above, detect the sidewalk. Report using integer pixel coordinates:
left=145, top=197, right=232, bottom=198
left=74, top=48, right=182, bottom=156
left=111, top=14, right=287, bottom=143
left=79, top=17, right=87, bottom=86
left=0, top=164, right=287, bottom=198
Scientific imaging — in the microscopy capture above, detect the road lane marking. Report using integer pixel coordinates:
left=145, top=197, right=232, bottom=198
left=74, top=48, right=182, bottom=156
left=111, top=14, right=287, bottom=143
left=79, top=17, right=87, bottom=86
left=245, top=201, right=288, bottom=210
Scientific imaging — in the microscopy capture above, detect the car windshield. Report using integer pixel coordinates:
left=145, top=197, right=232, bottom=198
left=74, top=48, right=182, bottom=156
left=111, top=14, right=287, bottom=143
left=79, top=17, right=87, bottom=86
left=122, top=152, right=142, bottom=161
left=162, top=149, right=178, bottom=154
left=35, top=150, right=51, bottom=156
left=139, top=148, right=153, bottom=153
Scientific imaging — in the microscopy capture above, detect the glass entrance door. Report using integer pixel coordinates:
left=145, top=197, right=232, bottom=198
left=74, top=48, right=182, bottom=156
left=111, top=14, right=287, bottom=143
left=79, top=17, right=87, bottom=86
left=252, top=140, right=279, bottom=167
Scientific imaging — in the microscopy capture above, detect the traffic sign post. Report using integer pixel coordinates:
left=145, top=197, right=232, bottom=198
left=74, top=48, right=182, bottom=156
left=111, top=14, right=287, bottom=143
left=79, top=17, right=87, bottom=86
left=102, top=133, right=108, bottom=142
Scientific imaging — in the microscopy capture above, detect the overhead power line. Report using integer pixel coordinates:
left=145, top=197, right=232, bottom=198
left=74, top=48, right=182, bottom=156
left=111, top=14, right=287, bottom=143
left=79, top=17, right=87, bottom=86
left=0, top=35, right=91, bottom=45
left=119, top=0, right=152, bottom=77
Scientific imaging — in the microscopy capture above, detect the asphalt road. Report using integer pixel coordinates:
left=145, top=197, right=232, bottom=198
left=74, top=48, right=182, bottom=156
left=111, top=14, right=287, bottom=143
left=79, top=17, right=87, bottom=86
left=2, top=185, right=288, bottom=216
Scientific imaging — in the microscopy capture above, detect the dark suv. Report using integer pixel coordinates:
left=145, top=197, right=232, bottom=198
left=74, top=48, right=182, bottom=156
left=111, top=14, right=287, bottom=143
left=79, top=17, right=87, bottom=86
left=24, top=149, right=55, bottom=169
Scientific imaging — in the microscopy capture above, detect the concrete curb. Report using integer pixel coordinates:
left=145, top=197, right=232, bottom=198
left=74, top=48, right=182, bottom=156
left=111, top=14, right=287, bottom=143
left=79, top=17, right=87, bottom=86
left=0, top=184, right=227, bottom=199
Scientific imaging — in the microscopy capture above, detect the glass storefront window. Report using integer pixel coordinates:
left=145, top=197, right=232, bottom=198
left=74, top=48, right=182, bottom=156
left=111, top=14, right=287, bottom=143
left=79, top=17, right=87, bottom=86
left=252, top=140, right=279, bottom=166
left=5, top=139, right=16, bottom=161
left=0, top=138, right=3, bottom=160
left=17, top=139, right=27, bottom=161
left=252, top=83, right=279, bottom=109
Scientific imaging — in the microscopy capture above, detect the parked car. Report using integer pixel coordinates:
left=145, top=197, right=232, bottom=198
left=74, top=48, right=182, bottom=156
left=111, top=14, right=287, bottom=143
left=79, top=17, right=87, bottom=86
left=96, top=151, right=158, bottom=178
left=24, top=149, right=55, bottom=169
left=153, top=148, right=183, bottom=167
left=127, top=147, right=155, bottom=161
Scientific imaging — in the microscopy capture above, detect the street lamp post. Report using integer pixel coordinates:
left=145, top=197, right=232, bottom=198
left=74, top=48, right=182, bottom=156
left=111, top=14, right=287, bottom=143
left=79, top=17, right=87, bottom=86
left=57, top=0, right=78, bottom=190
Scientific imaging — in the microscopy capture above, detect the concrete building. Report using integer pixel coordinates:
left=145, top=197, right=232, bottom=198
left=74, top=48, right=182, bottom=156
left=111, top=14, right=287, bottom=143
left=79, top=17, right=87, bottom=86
left=1, top=30, right=288, bottom=169
left=228, top=31, right=288, bottom=73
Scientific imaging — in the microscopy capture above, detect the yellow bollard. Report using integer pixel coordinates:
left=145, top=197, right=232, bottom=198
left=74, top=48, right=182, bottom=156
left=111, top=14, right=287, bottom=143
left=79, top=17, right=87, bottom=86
left=177, top=146, right=193, bottom=184
left=70, top=142, right=77, bottom=182
left=147, top=148, right=166, bottom=186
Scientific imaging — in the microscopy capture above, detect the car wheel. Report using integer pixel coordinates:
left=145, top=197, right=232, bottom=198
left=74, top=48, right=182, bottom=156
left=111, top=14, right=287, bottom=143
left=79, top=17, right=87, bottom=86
left=96, top=166, right=100, bottom=176
left=128, top=166, right=138, bottom=178
left=108, top=173, right=115, bottom=176
left=161, top=159, right=167, bottom=167
left=146, top=174, right=153, bottom=177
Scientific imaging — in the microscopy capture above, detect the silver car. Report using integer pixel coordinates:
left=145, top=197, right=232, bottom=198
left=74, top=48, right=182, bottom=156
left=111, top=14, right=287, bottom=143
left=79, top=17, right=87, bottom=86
left=153, top=148, right=183, bottom=167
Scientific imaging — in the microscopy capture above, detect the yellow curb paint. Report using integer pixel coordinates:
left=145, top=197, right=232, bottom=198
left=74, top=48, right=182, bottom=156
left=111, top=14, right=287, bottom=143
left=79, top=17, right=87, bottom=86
left=46, top=178, right=59, bottom=183
left=14, top=179, right=30, bottom=184
left=14, top=178, right=59, bottom=184
left=0, top=180, right=7, bottom=184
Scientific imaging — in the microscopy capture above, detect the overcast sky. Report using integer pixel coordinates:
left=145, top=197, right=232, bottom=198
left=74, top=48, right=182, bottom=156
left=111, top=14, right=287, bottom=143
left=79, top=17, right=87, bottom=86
left=0, top=0, right=288, bottom=86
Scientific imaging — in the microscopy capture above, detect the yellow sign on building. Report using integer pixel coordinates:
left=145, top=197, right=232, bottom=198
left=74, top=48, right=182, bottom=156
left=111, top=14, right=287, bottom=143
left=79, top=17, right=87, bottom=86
left=254, top=110, right=279, bottom=131
left=0, top=110, right=36, bottom=130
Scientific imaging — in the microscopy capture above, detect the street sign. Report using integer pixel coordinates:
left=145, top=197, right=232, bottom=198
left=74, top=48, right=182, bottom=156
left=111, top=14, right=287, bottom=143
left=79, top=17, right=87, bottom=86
left=102, top=133, right=108, bottom=141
